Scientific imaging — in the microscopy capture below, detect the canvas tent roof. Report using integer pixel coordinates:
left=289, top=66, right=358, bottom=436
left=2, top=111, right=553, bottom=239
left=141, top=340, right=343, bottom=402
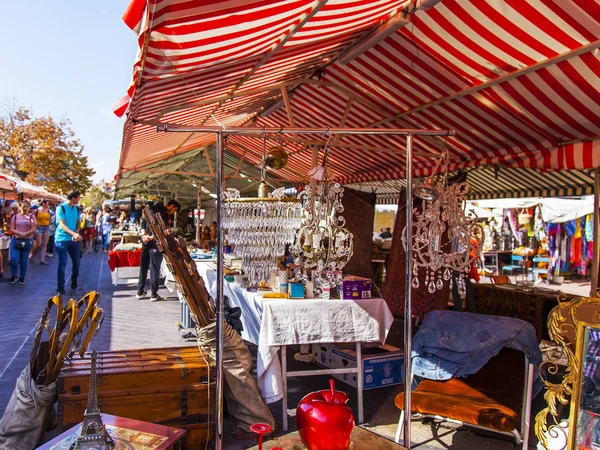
left=469, top=195, right=595, bottom=223
left=114, top=0, right=600, bottom=198
left=0, top=173, right=65, bottom=202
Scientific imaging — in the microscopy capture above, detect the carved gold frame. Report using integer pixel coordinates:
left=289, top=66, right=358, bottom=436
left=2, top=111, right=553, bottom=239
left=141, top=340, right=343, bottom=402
left=535, top=295, right=600, bottom=449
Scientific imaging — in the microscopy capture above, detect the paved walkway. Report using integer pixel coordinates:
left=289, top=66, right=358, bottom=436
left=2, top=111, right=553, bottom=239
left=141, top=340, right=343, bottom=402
left=0, top=249, right=193, bottom=417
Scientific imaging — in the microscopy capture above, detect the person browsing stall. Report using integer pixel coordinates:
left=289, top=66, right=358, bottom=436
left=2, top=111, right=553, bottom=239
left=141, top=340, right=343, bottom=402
left=8, top=201, right=36, bottom=285
left=136, top=199, right=180, bottom=302
left=55, top=191, right=83, bottom=294
left=30, top=199, right=51, bottom=265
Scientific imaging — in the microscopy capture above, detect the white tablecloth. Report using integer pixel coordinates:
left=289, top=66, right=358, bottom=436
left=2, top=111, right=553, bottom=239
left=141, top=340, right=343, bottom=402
left=194, top=266, right=394, bottom=403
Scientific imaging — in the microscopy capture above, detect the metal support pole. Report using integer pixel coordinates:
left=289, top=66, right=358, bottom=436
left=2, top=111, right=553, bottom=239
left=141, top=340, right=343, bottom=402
left=135, top=122, right=454, bottom=138
left=196, top=186, right=202, bottom=243
left=356, top=342, right=364, bottom=424
left=215, top=132, right=225, bottom=450
left=591, top=170, right=600, bottom=296
left=282, top=345, right=288, bottom=431
left=174, top=192, right=179, bottom=227
left=403, top=134, right=414, bottom=449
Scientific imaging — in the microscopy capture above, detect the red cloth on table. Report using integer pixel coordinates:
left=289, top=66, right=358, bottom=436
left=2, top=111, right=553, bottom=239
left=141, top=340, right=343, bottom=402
left=107, top=249, right=142, bottom=271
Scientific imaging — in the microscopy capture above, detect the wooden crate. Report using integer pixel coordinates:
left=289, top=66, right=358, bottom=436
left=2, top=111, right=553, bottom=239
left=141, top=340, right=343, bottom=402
left=58, top=347, right=214, bottom=449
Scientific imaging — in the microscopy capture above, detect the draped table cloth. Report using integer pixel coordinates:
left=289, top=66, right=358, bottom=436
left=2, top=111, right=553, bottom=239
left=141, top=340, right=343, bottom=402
left=107, top=249, right=142, bottom=271
left=182, top=263, right=394, bottom=403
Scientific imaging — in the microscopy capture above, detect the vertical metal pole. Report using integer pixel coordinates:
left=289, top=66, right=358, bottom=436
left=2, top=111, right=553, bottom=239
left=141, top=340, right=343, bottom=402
left=591, top=170, right=600, bottom=296
left=215, top=132, right=225, bottom=450
left=356, top=342, right=364, bottom=424
left=174, top=192, right=179, bottom=227
left=282, top=345, right=288, bottom=431
left=403, top=134, right=414, bottom=449
left=196, top=186, right=202, bottom=243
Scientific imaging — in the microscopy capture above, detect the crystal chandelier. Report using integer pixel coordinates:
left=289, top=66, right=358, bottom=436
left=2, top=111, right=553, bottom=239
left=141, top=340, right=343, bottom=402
left=404, top=150, right=482, bottom=297
left=222, top=137, right=302, bottom=284
left=291, top=137, right=353, bottom=289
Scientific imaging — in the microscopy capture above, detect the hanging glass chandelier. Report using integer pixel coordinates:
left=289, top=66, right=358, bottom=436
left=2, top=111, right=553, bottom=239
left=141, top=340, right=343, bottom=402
left=404, top=148, right=482, bottom=297
left=222, top=137, right=302, bottom=284
left=291, top=135, right=354, bottom=289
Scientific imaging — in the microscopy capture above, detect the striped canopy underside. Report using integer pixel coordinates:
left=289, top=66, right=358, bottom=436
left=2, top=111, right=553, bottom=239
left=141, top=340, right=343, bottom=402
left=116, top=0, right=600, bottom=199
left=347, top=165, right=595, bottom=204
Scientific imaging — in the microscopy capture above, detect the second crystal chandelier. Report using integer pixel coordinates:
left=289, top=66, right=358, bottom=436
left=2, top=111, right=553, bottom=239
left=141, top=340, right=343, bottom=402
left=291, top=133, right=354, bottom=288
left=405, top=146, right=482, bottom=297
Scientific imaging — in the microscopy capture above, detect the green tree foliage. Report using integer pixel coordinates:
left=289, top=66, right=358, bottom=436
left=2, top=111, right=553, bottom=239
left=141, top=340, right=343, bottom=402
left=0, top=103, right=95, bottom=195
left=82, top=186, right=110, bottom=209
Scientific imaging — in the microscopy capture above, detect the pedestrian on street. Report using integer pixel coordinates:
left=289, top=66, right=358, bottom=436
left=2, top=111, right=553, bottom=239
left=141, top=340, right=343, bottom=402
left=30, top=199, right=52, bottom=265
left=99, top=206, right=113, bottom=253
left=82, top=207, right=96, bottom=254
left=46, top=204, right=56, bottom=258
left=8, top=201, right=36, bottom=285
left=136, top=199, right=180, bottom=302
left=55, top=191, right=83, bottom=294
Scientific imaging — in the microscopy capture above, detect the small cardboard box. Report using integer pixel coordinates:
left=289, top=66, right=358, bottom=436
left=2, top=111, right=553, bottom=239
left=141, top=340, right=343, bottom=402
left=288, top=282, right=305, bottom=299
left=312, top=344, right=331, bottom=367
left=342, top=276, right=372, bottom=300
left=314, top=344, right=404, bottom=390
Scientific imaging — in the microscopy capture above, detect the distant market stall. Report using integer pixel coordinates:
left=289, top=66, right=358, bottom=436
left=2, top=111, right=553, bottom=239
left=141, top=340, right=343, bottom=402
left=0, top=172, right=65, bottom=203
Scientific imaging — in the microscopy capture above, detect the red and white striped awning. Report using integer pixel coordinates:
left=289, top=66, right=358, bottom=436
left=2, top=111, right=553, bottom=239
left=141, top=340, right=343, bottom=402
left=116, top=0, right=600, bottom=189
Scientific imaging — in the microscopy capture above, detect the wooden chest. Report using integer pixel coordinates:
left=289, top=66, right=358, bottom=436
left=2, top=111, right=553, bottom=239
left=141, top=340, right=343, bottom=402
left=57, top=347, right=214, bottom=449
left=39, top=414, right=186, bottom=450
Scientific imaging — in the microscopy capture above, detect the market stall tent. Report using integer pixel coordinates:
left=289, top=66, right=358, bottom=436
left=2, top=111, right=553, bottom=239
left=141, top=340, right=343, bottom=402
left=113, top=1, right=600, bottom=449
left=472, top=196, right=595, bottom=223
left=0, top=174, right=16, bottom=192
left=0, top=172, right=65, bottom=203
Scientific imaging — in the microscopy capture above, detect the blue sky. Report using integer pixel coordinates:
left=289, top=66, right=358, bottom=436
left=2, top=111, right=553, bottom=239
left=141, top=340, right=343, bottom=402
left=0, top=1, right=137, bottom=184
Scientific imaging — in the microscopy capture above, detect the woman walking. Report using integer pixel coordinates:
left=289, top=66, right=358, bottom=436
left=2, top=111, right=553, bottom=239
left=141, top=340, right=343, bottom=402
left=99, top=206, right=113, bottom=253
left=82, top=207, right=96, bottom=254
left=30, top=199, right=51, bottom=265
left=8, top=201, right=36, bottom=284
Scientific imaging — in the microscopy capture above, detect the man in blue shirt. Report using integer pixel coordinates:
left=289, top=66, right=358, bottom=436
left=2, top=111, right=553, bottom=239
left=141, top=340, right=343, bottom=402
left=55, top=190, right=83, bottom=294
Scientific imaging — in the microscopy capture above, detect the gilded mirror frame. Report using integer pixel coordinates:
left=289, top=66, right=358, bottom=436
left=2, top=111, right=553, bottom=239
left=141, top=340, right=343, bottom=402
left=536, top=295, right=600, bottom=450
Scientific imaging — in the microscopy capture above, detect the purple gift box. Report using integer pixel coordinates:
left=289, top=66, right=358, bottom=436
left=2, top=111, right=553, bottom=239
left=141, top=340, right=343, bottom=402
left=342, top=276, right=372, bottom=300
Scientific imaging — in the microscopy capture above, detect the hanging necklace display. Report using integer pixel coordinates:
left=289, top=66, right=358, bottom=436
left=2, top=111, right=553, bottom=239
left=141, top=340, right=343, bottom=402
left=291, top=131, right=354, bottom=290
left=404, top=145, right=482, bottom=297
left=222, top=134, right=302, bottom=284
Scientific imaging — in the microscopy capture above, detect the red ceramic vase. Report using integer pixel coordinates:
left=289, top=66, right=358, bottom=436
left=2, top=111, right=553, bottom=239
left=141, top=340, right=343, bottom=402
left=296, top=379, right=355, bottom=450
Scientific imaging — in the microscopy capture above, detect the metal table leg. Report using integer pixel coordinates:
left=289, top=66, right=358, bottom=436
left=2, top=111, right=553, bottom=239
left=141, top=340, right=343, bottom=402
left=281, top=343, right=364, bottom=432
left=356, top=342, right=364, bottom=424
left=282, top=345, right=288, bottom=431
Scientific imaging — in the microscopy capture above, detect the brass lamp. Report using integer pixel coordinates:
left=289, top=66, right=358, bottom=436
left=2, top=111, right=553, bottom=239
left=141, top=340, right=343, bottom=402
left=413, top=178, right=440, bottom=201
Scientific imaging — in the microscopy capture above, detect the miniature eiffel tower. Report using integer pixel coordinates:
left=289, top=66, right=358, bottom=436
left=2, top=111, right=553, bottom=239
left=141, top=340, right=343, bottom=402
left=70, top=350, right=115, bottom=449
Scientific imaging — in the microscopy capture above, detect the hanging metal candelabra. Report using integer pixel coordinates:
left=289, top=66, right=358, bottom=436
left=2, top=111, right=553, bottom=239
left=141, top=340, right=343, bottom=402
left=222, top=136, right=302, bottom=284
left=291, top=134, right=354, bottom=289
left=404, top=148, right=482, bottom=297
